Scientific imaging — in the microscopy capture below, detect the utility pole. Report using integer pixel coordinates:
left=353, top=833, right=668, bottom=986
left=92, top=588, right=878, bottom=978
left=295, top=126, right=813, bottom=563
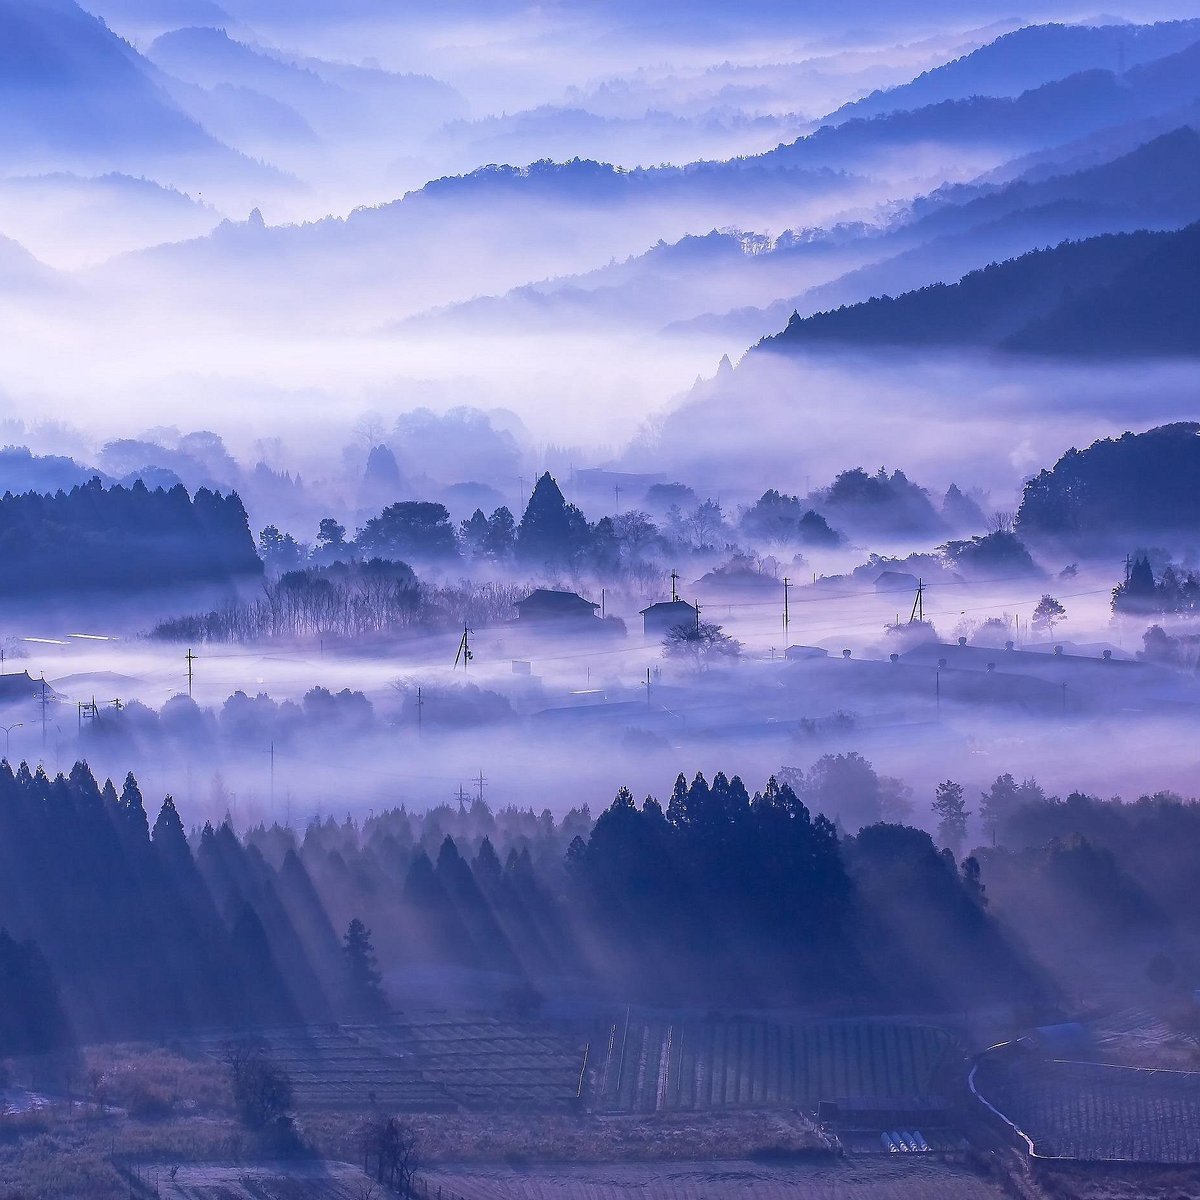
left=455, top=784, right=469, bottom=807
left=475, top=770, right=486, bottom=805
left=454, top=627, right=473, bottom=671
left=783, top=576, right=791, bottom=639
left=670, top=569, right=679, bottom=603
left=694, top=600, right=701, bottom=633
left=416, top=685, right=424, bottom=737
left=186, top=648, right=197, bottom=698
left=909, top=578, right=925, bottom=624
left=614, top=484, right=621, bottom=512
left=601, top=588, right=606, bottom=620
left=645, top=667, right=651, bottom=709
left=39, top=675, right=48, bottom=750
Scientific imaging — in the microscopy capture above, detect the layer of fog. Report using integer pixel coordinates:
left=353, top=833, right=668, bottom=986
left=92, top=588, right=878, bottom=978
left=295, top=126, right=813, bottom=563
left=7, top=560, right=1200, bottom=838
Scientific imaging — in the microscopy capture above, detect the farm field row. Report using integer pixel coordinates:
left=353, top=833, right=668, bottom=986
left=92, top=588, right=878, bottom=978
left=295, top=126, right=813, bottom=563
left=190, top=1016, right=586, bottom=1112
left=593, top=1017, right=959, bottom=1114
left=975, top=1053, right=1200, bottom=1162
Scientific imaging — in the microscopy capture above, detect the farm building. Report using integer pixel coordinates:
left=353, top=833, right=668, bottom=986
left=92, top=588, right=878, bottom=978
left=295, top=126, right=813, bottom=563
left=785, top=645, right=829, bottom=661
left=0, top=670, right=57, bottom=706
left=639, top=599, right=699, bottom=638
left=515, top=588, right=600, bottom=624
left=874, top=570, right=920, bottom=593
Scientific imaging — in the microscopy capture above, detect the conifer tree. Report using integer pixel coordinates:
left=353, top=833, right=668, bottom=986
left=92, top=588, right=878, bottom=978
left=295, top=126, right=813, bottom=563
left=343, top=918, right=387, bottom=1018
left=932, top=780, right=970, bottom=858
left=516, top=473, right=590, bottom=565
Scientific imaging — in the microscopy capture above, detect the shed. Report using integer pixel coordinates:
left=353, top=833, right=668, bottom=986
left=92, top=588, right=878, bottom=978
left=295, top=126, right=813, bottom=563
left=639, top=599, right=699, bottom=638
left=874, top=570, right=920, bottom=594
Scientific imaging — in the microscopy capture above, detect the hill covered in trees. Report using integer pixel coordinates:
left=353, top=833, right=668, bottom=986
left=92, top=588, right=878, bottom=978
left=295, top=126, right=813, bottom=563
left=760, top=222, right=1200, bottom=358
left=0, top=477, right=261, bottom=594
left=1017, top=423, right=1200, bottom=544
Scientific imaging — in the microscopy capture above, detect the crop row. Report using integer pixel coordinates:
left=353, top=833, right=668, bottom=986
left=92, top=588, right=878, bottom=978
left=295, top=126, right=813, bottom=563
left=592, top=1017, right=957, bottom=1113
left=191, top=1019, right=587, bottom=1112
left=975, top=1055, right=1200, bottom=1162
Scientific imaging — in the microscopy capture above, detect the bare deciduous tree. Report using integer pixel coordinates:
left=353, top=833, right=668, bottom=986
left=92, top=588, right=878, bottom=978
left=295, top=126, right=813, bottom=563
left=359, top=1114, right=420, bottom=1193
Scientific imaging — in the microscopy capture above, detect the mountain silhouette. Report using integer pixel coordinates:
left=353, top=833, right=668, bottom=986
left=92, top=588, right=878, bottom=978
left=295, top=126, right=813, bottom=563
left=762, top=222, right=1200, bottom=358
left=825, top=20, right=1200, bottom=124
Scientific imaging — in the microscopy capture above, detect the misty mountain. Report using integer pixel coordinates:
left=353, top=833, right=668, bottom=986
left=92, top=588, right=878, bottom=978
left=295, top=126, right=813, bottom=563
left=824, top=19, right=1200, bottom=124
left=148, top=24, right=465, bottom=144
left=760, top=40, right=1200, bottom=177
left=433, top=105, right=810, bottom=177
left=397, top=226, right=879, bottom=335
left=0, top=235, right=57, bottom=292
left=0, top=0, right=254, bottom=183
left=485, top=125, right=1200, bottom=343
left=906, top=126, right=1200, bottom=239
left=770, top=126, right=1200, bottom=320
left=675, top=126, right=1200, bottom=344
left=0, top=172, right=222, bottom=266
left=98, top=156, right=867, bottom=325
left=762, top=223, right=1200, bottom=358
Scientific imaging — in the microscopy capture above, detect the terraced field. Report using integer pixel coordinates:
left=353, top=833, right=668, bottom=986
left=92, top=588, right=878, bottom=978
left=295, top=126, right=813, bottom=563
left=974, top=1053, right=1200, bottom=1162
left=191, top=1016, right=587, bottom=1112
left=593, top=1016, right=959, bottom=1115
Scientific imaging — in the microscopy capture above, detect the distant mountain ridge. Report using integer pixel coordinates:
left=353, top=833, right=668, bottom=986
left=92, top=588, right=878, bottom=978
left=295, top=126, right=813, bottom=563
left=825, top=19, right=1200, bottom=124
left=760, top=222, right=1200, bottom=358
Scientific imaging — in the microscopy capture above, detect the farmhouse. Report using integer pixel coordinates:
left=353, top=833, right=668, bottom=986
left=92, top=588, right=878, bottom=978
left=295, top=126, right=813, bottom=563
left=639, top=599, right=699, bottom=638
left=516, top=588, right=600, bottom=624
left=0, top=670, right=57, bottom=706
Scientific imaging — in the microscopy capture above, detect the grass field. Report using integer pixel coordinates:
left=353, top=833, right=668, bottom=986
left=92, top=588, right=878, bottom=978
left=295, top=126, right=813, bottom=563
left=593, top=1016, right=959, bottom=1114
left=975, top=1053, right=1200, bottom=1163
left=420, top=1157, right=1009, bottom=1199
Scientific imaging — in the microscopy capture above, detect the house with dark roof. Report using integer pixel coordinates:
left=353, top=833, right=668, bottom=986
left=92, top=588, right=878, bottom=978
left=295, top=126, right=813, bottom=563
left=515, top=588, right=600, bottom=623
left=0, top=671, right=57, bottom=707
left=639, top=599, right=699, bottom=638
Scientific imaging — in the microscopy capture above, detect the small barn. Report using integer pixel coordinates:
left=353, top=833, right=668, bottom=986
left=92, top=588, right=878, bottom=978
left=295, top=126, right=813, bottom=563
left=875, top=570, right=920, bottom=594
left=639, top=599, right=699, bottom=638
left=516, top=588, right=600, bottom=623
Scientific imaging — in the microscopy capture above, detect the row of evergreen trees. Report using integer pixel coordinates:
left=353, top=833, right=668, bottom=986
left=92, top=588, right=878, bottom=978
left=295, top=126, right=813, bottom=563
left=0, top=760, right=1050, bottom=1055
left=0, top=477, right=260, bottom=592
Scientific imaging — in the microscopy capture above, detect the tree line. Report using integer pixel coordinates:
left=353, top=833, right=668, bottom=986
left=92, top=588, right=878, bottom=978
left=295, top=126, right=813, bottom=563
left=0, top=477, right=259, bottom=594
left=0, top=759, right=1051, bottom=1063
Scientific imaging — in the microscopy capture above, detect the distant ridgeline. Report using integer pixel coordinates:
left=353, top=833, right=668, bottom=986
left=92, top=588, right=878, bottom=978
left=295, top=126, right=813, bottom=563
left=0, top=478, right=261, bottom=593
left=759, top=222, right=1200, bottom=358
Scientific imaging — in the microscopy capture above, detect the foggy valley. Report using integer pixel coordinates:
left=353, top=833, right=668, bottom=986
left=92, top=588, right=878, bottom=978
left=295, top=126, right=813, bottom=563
left=4, top=1, right=1200, bottom=1198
